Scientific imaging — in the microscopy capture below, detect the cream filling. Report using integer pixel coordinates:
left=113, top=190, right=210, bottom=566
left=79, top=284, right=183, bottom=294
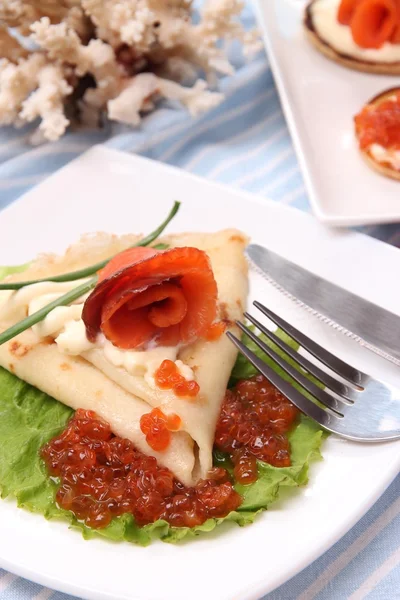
left=369, top=143, right=400, bottom=170
left=311, top=0, right=400, bottom=63
left=0, top=280, right=196, bottom=385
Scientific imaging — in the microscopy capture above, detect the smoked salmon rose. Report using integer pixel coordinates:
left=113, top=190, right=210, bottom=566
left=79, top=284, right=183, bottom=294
left=341, top=0, right=399, bottom=49
left=82, top=246, right=219, bottom=349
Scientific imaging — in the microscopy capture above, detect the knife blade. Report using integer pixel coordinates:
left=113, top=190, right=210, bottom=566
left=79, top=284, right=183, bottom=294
left=246, top=243, right=400, bottom=366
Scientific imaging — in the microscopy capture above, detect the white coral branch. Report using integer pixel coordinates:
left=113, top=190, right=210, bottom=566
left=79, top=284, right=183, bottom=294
left=158, top=78, right=224, bottom=116
left=81, top=0, right=191, bottom=49
left=0, top=54, right=46, bottom=125
left=0, top=1, right=33, bottom=28
left=0, top=0, right=81, bottom=33
left=20, top=64, right=72, bottom=141
left=0, top=0, right=259, bottom=142
left=31, top=17, right=122, bottom=106
left=31, top=17, right=85, bottom=63
left=184, top=0, right=262, bottom=76
left=107, top=72, right=159, bottom=126
left=107, top=72, right=223, bottom=126
left=203, top=0, right=263, bottom=56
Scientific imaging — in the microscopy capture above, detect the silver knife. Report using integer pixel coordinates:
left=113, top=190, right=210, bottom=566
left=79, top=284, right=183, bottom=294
left=246, top=243, right=400, bottom=366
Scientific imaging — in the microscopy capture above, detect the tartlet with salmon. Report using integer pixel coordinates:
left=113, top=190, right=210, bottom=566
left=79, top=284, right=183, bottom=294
left=305, top=0, right=400, bottom=74
left=355, top=87, right=400, bottom=180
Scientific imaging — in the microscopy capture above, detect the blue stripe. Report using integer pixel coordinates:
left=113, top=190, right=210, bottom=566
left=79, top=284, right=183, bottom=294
left=366, top=558, right=400, bottom=600
left=1, top=577, right=45, bottom=599
left=316, top=513, right=400, bottom=599
left=265, top=476, right=400, bottom=600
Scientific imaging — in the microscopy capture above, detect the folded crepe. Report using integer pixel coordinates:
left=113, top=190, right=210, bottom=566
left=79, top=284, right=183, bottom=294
left=0, top=229, right=249, bottom=487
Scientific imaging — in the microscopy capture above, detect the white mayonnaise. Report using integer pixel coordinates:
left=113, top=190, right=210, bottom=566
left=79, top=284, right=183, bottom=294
left=0, top=280, right=84, bottom=321
left=102, top=339, right=178, bottom=377
left=311, top=0, right=400, bottom=63
left=369, top=143, right=400, bottom=171
left=175, top=359, right=195, bottom=382
left=0, top=279, right=196, bottom=388
left=56, top=318, right=96, bottom=355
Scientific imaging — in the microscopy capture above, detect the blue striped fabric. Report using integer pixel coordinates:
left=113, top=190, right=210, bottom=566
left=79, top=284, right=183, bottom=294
left=0, top=4, right=399, bottom=599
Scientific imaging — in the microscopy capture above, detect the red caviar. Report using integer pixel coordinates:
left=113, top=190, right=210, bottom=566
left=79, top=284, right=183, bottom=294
left=140, top=407, right=182, bottom=452
left=41, top=375, right=298, bottom=528
left=205, top=321, right=227, bottom=341
left=215, top=374, right=299, bottom=484
left=355, top=91, right=400, bottom=150
left=154, top=359, right=200, bottom=398
left=41, top=409, right=241, bottom=529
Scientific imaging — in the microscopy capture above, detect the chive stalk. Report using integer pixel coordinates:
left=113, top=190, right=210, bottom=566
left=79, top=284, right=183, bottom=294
left=0, top=278, right=97, bottom=347
left=0, top=201, right=180, bottom=291
left=0, top=202, right=180, bottom=347
left=151, top=243, right=170, bottom=250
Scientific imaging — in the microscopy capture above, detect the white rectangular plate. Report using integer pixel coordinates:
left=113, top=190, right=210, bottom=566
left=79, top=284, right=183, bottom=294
left=255, top=0, right=400, bottom=227
left=0, top=146, right=399, bottom=600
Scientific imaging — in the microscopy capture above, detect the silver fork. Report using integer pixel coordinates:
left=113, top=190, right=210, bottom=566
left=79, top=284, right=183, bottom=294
left=227, top=301, right=400, bottom=442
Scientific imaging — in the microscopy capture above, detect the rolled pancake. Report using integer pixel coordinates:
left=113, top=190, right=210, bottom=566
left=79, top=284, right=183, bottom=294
left=0, top=230, right=249, bottom=486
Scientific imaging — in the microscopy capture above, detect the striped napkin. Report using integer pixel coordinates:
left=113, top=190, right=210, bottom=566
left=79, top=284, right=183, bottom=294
left=0, top=4, right=399, bottom=599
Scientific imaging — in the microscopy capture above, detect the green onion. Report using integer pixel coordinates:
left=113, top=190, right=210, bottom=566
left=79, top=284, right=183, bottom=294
left=0, top=201, right=180, bottom=347
left=0, top=278, right=97, bottom=347
left=136, top=201, right=179, bottom=247
left=151, top=243, right=170, bottom=250
left=0, top=201, right=180, bottom=291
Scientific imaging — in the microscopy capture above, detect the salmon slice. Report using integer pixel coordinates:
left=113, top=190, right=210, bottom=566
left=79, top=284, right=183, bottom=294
left=350, top=0, right=398, bottom=49
left=338, top=0, right=364, bottom=25
left=390, top=20, right=400, bottom=42
left=98, top=247, right=158, bottom=282
left=82, top=246, right=218, bottom=349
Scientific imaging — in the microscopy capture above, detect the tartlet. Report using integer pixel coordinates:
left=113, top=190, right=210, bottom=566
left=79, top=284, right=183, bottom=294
left=354, top=88, right=400, bottom=181
left=304, top=0, right=400, bottom=75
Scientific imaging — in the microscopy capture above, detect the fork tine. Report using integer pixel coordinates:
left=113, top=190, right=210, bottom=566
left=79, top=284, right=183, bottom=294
left=244, top=312, right=358, bottom=402
left=227, top=331, right=336, bottom=429
left=236, top=321, right=347, bottom=415
left=254, top=301, right=364, bottom=387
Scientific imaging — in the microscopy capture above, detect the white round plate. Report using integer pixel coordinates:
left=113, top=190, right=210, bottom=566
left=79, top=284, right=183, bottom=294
left=0, top=146, right=399, bottom=600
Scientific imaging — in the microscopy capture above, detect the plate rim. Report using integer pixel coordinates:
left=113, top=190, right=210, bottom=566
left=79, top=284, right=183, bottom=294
left=5, top=144, right=400, bottom=231
left=1, top=469, right=398, bottom=600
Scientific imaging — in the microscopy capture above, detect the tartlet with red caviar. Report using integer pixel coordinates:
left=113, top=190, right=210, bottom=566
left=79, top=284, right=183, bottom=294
left=355, top=87, right=400, bottom=180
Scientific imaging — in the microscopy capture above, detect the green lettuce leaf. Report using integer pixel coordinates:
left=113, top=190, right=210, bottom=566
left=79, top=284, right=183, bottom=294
left=230, top=327, right=301, bottom=384
left=0, top=367, right=323, bottom=545
left=0, top=265, right=325, bottom=545
left=236, top=415, right=323, bottom=510
left=0, top=263, right=30, bottom=280
left=230, top=325, right=324, bottom=402
left=0, top=370, right=72, bottom=507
